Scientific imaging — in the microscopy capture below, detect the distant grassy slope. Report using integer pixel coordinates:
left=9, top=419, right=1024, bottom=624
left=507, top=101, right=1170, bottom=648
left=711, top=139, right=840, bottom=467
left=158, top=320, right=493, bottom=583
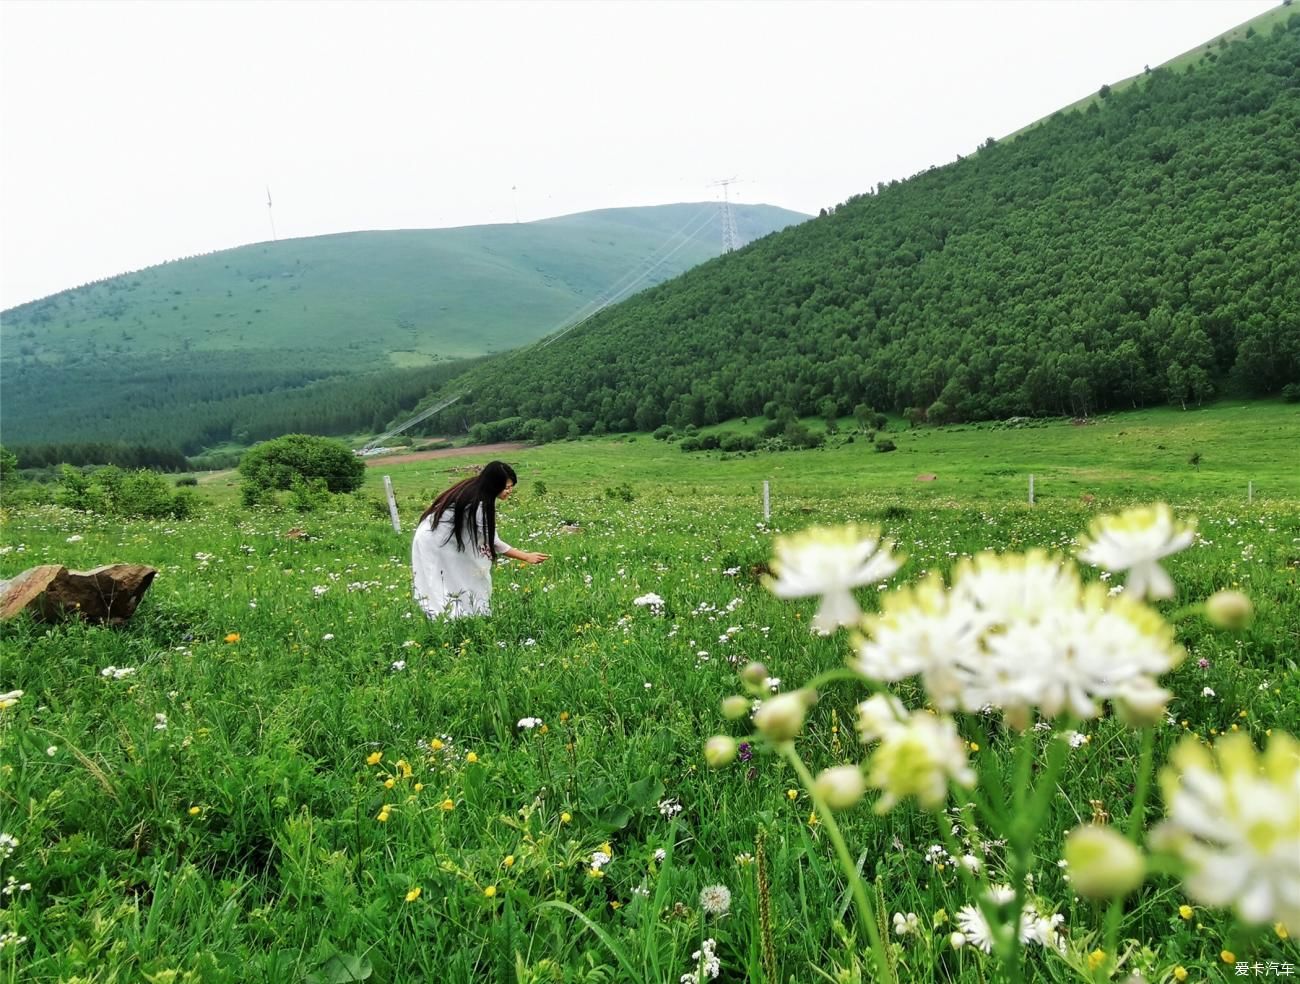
left=1002, top=3, right=1292, bottom=141
left=1, top=203, right=805, bottom=367
left=0, top=203, right=805, bottom=449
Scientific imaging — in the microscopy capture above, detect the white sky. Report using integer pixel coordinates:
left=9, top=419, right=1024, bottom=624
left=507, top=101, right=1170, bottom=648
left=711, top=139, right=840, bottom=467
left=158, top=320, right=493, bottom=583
left=0, top=0, right=1276, bottom=310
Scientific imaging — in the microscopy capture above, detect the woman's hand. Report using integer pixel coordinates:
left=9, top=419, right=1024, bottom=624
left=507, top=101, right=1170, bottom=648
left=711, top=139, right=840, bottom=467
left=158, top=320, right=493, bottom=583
left=519, top=551, right=549, bottom=565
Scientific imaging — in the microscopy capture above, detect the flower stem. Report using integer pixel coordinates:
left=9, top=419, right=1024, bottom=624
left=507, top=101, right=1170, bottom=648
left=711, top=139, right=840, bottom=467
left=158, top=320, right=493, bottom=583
left=780, top=743, right=896, bottom=984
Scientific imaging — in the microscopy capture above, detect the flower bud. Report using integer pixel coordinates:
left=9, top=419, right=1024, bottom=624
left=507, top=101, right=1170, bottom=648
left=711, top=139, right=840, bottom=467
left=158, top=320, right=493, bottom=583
left=753, top=691, right=811, bottom=741
left=740, top=662, right=769, bottom=687
left=721, top=695, right=751, bottom=720
left=704, top=735, right=738, bottom=768
left=1063, top=825, right=1146, bottom=899
left=949, top=932, right=966, bottom=950
left=1205, top=590, right=1253, bottom=630
left=814, top=765, right=866, bottom=810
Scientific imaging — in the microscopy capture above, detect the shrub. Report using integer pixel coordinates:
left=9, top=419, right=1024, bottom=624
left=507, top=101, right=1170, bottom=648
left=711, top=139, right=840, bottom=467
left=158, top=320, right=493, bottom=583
left=176, top=476, right=199, bottom=487
left=652, top=425, right=675, bottom=441
left=533, top=479, right=548, bottom=498
left=603, top=483, right=635, bottom=503
left=875, top=439, right=897, bottom=453
left=56, top=464, right=197, bottom=518
left=238, top=434, right=364, bottom=502
left=1282, top=383, right=1300, bottom=403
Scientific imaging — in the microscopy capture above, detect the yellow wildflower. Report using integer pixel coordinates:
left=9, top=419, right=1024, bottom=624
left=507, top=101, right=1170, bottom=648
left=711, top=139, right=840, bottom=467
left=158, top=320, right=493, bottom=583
left=484, top=885, right=497, bottom=898
left=786, top=789, right=798, bottom=801
left=466, top=752, right=478, bottom=764
left=1173, top=967, right=1188, bottom=982
left=430, top=739, right=444, bottom=752
left=1087, top=950, right=1106, bottom=971
left=376, top=808, right=390, bottom=822
left=405, top=886, right=422, bottom=902
left=366, top=751, right=383, bottom=766
left=1277, top=922, right=1289, bottom=939
left=503, top=855, right=515, bottom=868
left=969, top=741, right=980, bottom=752
left=440, top=798, right=455, bottom=812
left=224, top=633, right=240, bottom=644
left=560, top=711, right=570, bottom=723
left=1179, top=904, right=1193, bottom=920
left=384, top=778, right=396, bottom=789
left=188, top=806, right=202, bottom=817
left=560, top=812, right=572, bottom=824
left=1221, top=950, right=1236, bottom=964
left=413, top=782, right=424, bottom=793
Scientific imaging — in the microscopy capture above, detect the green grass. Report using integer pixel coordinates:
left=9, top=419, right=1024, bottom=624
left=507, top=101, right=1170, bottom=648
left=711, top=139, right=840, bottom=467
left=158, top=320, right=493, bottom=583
left=1, top=403, right=1297, bottom=981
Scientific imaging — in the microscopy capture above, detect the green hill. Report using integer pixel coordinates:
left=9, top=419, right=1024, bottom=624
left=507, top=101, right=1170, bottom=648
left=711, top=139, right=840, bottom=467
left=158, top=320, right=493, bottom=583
left=414, top=14, right=1300, bottom=442
left=0, top=203, right=805, bottom=451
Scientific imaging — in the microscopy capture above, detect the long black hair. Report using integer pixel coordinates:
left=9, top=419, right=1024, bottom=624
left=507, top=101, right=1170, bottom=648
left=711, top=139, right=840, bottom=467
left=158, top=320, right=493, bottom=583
left=418, top=461, right=517, bottom=556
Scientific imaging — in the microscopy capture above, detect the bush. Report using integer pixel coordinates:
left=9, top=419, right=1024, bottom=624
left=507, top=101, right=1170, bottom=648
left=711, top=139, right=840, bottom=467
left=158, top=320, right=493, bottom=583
left=238, top=434, right=364, bottom=502
left=56, top=464, right=197, bottom=518
left=175, top=476, right=199, bottom=487
left=875, top=439, right=897, bottom=453
left=603, top=483, right=635, bottom=503
left=533, top=479, right=548, bottom=498
left=1282, top=383, right=1300, bottom=403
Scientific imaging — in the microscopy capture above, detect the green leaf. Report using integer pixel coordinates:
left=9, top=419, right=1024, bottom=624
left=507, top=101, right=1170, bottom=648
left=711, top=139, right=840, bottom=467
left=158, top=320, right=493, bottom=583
left=305, top=953, right=373, bottom=984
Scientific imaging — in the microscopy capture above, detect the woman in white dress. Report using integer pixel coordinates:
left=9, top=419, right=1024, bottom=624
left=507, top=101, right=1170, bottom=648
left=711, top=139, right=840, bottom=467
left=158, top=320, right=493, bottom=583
left=411, top=461, right=548, bottom=619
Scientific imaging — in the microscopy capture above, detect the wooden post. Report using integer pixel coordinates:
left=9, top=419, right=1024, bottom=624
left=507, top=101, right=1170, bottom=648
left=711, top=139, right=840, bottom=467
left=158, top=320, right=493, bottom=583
left=1028, top=474, right=1035, bottom=505
left=1248, top=480, right=1253, bottom=505
left=383, top=476, right=401, bottom=533
left=763, top=480, right=770, bottom=522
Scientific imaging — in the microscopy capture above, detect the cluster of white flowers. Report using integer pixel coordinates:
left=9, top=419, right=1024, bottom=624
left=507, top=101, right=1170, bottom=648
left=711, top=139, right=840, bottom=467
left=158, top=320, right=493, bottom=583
left=0, top=931, right=28, bottom=951
left=633, top=592, right=666, bottom=614
left=679, top=938, right=720, bottom=984
left=390, top=660, right=407, bottom=673
left=854, top=550, right=1184, bottom=729
left=517, top=717, right=543, bottom=730
left=892, top=911, right=920, bottom=936
left=0, top=690, right=22, bottom=711
left=99, top=666, right=136, bottom=680
left=0, top=833, right=17, bottom=858
left=153, top=712, right=168, bottom=731
left=658, top=798, right=683, bottom=818
left=954, top=885, right=1065, bottom=953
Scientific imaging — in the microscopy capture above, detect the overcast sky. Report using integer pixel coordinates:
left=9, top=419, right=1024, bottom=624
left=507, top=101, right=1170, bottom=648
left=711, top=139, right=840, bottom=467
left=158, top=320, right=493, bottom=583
left=0, top=0, right=1276, bottom=310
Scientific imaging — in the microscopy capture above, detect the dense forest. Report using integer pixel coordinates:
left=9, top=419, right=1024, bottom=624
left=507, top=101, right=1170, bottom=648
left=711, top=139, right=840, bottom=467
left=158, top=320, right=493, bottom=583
left=414, top=17, right=1300, bottom=440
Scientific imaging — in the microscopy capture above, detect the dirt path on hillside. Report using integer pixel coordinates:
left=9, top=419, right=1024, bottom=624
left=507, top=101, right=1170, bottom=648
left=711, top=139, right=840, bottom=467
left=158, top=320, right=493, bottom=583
left=362, top=442, right=529, bottom=467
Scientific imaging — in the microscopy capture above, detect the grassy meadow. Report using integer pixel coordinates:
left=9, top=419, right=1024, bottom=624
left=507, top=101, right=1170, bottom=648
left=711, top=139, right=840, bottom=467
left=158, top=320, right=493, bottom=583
left=2, top=403, right=1298, bottom=982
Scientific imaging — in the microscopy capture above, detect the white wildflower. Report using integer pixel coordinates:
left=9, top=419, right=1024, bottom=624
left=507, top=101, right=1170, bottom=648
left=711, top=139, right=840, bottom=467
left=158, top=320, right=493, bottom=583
left=766, top=524, right=903, bottom=632
left=679, top=937, right=720, bottom=983
left=864, top=712, right=974, bottom=813
left=0, top=690, right=22, bottom=710
left=892, top=911, right=920, bottom=936
left=390, top=660, right=407, bottom=672
left=1075, top=503, right=1195, bottom=600
left=658, top=798, right=683, bottom=819
left=1152, top=732, right=1300, bottom=932
left=517, top=717, right=543, bottom=730
left=154, top=712, right=168, bottom=731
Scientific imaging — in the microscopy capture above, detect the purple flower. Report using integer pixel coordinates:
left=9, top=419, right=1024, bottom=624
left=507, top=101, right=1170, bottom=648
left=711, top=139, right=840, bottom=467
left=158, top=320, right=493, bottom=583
left=1197, top=658, right=1210, bottom=670
left=738, top=742, right=753, bottom=762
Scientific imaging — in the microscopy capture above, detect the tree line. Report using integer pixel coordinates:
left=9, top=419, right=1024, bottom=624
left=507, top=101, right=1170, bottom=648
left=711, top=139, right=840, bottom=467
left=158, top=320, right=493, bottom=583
left=414, top=18, right=1299, bottom=440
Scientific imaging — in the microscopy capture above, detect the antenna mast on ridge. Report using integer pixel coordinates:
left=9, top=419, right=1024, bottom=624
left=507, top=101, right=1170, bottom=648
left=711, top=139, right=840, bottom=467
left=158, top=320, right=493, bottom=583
left=708, top=176, right=742, bottom=252
left=266, top=187, right=277, bottom=242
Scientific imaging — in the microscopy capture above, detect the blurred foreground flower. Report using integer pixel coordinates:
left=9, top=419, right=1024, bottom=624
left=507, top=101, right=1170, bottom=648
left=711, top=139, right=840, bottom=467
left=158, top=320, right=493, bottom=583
left=853, top=551, right=1183, bottom=729
left=1075, top=503, right=1194, bottom=601
left=1153, top=732, right=1300, bottom=933
left=766, top=524, right=902, bottom=632
left=863, top=710, right=974, bottom=813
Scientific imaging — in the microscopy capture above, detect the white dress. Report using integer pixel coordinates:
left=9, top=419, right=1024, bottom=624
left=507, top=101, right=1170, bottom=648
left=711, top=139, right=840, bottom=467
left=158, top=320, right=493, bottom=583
left=411, top=503, right=512, bottom=620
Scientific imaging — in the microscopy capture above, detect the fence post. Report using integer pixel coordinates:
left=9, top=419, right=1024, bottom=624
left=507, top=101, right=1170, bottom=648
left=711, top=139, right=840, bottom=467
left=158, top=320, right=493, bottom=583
left=763, top=480, right=770, bottom=522
left=1248, top=480, right=1253, bottom=505
left=1028, top=474, right=1035, bottom=505
left=383, top=475, right=401, bottom=533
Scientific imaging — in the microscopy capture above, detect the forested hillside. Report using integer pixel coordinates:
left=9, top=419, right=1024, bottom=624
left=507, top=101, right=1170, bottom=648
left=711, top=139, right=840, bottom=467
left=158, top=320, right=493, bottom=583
left=421, top=16, right=1300, bottom=440
left=0, top=204, right=804, bottom=451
